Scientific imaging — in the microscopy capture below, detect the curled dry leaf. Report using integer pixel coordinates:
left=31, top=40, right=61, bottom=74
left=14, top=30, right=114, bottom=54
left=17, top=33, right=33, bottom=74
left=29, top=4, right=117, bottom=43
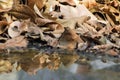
left=35, top=18, right=54, bottom=26
left=0, top=21, right=8, bottom=34
left=23, top=20, right=45, bottom=40
left=35, top=18, right=64, bottom=38
left=8, top=21, right=22, bottom=38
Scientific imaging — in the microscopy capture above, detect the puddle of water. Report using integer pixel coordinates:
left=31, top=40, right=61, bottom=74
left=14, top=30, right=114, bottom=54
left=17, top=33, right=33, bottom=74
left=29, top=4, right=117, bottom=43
left=0, top=60, right=120, bottom=80
left=0, top=49, right=120, bottom=80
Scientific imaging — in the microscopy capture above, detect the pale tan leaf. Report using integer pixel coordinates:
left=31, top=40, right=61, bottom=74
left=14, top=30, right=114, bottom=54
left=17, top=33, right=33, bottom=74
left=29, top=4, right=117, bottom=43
left=57, top=16, right=90, bottom=29
left=0, top=0, right=13, bottom=12
left=50, top=4, right=97, bottom=20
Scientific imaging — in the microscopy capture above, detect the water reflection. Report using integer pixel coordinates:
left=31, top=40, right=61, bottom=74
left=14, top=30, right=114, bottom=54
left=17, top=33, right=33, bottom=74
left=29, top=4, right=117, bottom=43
left=0, top=60, right=120, bottom=80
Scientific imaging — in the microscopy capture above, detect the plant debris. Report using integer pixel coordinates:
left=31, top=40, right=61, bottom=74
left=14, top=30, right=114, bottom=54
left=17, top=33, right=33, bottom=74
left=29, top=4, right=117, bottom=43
left=0, top=0, right=120, bottom=74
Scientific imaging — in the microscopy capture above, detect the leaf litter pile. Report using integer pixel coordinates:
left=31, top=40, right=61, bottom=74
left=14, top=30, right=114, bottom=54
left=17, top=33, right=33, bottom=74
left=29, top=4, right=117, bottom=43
left=0, top=0, right=120, bottom=74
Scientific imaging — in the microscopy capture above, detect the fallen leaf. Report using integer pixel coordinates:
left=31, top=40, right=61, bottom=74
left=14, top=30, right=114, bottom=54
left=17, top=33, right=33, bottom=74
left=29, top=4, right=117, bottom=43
left=57, top=16, right=90, bottom=29
left=106, top=49, right=118, bottom=56
left=9, top=4, right=37, bottom=21
left=0, top=36, right=28, bottom=49
left=80, top=0, right=97, bottom=8
left=27, top=0, right=45, bottom=10
left=0, top=21, right=8, bottom=34
left=58, top=0, right=78, bottom=6
left=50, top=4, right=97, bottom=20
left=58, top=27, right=84, bottom=50
left=0, top=0, right=13, bottom=12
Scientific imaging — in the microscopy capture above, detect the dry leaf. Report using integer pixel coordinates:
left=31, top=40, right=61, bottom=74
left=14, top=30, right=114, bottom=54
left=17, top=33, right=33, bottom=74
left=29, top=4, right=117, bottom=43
left=80, top=0, right=97, bottom=8
left=0, top=0, right=13, bottom=12
left=27, top=0, right=44, bottom=10
left=57, top=16, right=90, bottom=29
left=106, top=49, right=118, bottom=56
left=58, top=27, right=84, bottom=50
left=35, top=18, right=54, bottom=26
left=50, top=4, right=97, bottom=20
left=58, top=0, right=78, bottom=6
left=9, top=4, right=37, bottom=21
left=0, top=36, right=28, bottom=49
left=0, top=21, right=8, bottom=34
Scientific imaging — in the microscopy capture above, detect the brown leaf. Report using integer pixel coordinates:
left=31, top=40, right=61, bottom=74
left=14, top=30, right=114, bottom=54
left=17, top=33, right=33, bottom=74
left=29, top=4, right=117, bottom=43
left=35, top=18, right=54, bottom=26
left=5, top=36, right=28, bottom=48
left=59, top=0, right=77, bottom=6
left=106, top=49, right=118, bottom=56
left=9, top=4, right=37, bottom=21
left=58, top=27, right=84, bottom=50
left=80, top=0, right=97, bottom=8
left=0, top=36, right=28, bottom=49
left=0, top=21, right=8, bottom=34
left=27, top=0, right=44, bottom=10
